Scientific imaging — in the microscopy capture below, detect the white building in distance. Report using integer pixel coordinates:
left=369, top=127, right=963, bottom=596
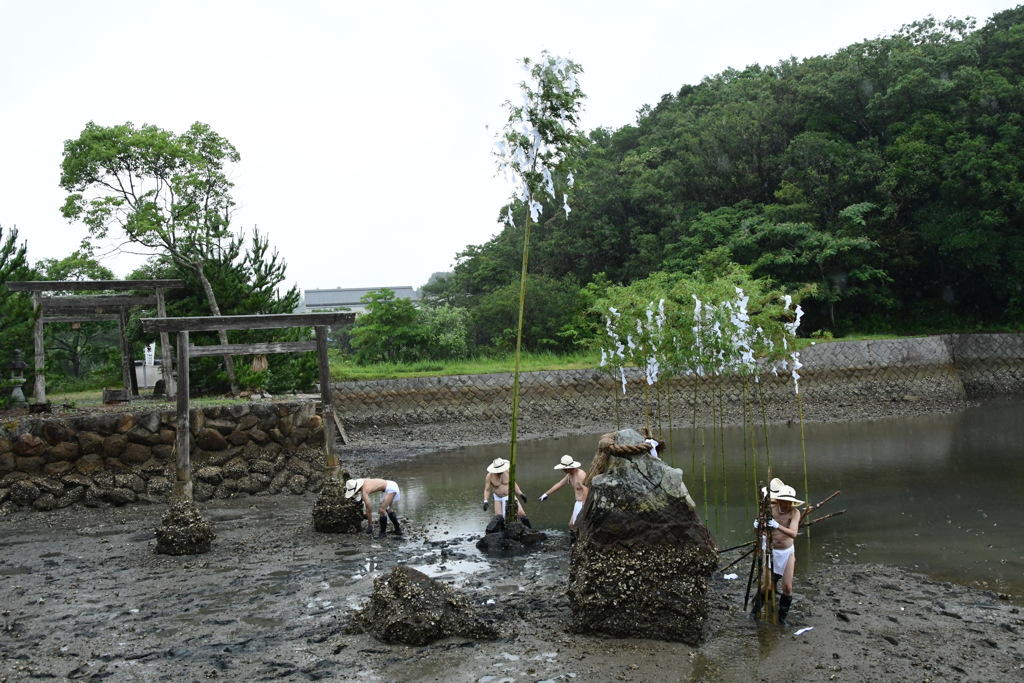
left=300, top=286, right=417, bottom=315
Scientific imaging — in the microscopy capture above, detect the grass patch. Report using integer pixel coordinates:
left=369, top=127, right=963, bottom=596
left=330, top=350, right=600, bottom=381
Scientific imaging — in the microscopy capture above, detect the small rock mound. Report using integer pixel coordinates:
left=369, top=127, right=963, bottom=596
left=312, top=477, right=364, bottom=533
left=346, top=566, right=499, bottom=645
left=154, top=498, right=215, bottom=555
left=476, top=515, right=548, bottom=554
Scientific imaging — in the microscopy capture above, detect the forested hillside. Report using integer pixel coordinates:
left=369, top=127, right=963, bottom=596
left=426, top=7, right=1024, bottom=341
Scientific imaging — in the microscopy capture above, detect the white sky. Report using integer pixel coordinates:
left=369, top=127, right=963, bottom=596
left=1, top=0, right=1012, bottom=293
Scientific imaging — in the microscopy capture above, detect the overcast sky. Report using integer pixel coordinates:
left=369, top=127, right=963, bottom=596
left=1, top=0, right=1012, bottom=294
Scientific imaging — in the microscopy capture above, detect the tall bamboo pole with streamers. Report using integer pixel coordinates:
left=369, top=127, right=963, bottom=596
left=493, top=52, right=585, bottom=525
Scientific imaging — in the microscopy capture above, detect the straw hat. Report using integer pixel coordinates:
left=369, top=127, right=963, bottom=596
left=775, top=485, right=804, bottom=505
left=344, top=478, right=364, bottom=499
left=486, top=458, right=510, bottom=473
left=761, top=477, right=786, bottom=499
left=554, top=454, right=581, bottom=470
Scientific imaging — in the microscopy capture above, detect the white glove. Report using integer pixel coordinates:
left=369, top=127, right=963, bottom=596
left=768, top=519, right=780, bottom=529
left=753, top=519, right=759, bottom=529
left=539, top=493, right=548, bottom=501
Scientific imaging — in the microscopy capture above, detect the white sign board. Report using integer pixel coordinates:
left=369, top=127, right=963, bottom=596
left=144, top=342, right=156, bottom=366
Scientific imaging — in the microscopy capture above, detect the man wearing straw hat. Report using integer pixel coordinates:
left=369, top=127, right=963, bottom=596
left=483, top=458, right=531, bottom=527
left=539, top=454, right=589, bottom=530
left=345, top=477, right=402, bottom=538
left=753, top=478, right=804, bottom=624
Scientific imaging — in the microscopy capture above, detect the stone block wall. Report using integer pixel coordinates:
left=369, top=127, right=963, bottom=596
left=0, top=401, right=327, bottom=512
left=331, top=334, right=1024, bottom=428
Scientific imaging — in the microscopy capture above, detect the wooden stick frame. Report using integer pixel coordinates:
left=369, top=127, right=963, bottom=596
left=9, top=280, right=186, bottom=404
left=140, top=312, right=354, bottom=501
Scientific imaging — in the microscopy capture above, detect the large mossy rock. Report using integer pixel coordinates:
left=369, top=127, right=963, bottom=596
left=346, top=566, right=499, bottom=645
left=567, top=429, right=717, bottom=644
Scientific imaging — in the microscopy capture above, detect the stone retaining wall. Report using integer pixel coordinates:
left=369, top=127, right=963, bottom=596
left=330, top=333, right=1024, bottom=428
left=0, top=401, right=327, bottom=512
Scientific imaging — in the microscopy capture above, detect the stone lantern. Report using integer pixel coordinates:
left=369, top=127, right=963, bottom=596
left=7, top=349, right=28, bottom=409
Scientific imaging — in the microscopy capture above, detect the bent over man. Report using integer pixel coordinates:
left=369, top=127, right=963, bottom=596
left=345, top=477, right=402, bottom=538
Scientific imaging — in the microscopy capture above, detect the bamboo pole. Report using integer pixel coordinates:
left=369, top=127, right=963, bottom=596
left=721, top=546, right=756, bottom=574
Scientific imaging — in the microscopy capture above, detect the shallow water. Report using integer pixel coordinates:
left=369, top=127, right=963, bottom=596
left=388, top=397, right=1024, bottom=598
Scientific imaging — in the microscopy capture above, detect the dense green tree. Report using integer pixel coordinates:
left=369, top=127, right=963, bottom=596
left=441, top=8, right=1024, bottom=334
left=60, top=121, right=245, bottom=392
left=469, top=275, right=586, bottom=353
left=350, top=289, right=424, bottom=364
left=0, top=225, right=34, bottom=373
left=418, top=304, right=471, bottom=360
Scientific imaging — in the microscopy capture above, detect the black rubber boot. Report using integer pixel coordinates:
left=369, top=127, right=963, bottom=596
left=387, top=510, right=402, bottom=535
left=520, top=516, right=533, bottom=529
left=376, top=514, right=388, bottom=538
left=778, top=594, right=792, bottom=625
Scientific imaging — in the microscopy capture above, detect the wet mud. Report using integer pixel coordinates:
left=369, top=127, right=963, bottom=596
left=2, top=399, right=1022, bottom=681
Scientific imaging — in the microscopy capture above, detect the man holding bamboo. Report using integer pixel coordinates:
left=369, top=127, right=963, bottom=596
left=753, top=479, right=804, bottom=624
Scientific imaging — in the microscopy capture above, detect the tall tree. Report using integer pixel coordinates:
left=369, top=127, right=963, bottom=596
left=0, top=225, right=34, bottom=367
left=59, top=121, right=244, bottom=394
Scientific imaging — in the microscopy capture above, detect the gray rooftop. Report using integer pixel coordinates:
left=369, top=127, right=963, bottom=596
left=303, top=286, right=417, bottom=313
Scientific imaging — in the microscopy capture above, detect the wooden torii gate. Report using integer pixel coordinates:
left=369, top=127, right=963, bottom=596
left=8, top=279, right=185, bottom=405
left=139, top=312, right=354, bottom=501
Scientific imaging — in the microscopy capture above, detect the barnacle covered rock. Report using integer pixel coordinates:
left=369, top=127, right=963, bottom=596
left=347, top=566, right=499, bottom=645
left=312, top=476, right=364, bottom=533
left=568, top=428, right=717, bottom=644
left=154, top=497, right=215, bottom=555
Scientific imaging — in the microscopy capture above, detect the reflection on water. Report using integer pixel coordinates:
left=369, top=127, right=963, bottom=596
left=387, top=397, right=1024, bottom=598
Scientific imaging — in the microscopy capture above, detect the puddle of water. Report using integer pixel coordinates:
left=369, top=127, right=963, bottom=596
left=0, top=566, right=31, bottom=576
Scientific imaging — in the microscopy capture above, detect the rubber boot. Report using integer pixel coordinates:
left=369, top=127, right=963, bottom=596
left=376, top=514, right=388, bottom=538
left=778, top=594, right=792, bottom=625
left=387, top=510, right=402, bottom=535
left=520, top=516, right=533, bottom=529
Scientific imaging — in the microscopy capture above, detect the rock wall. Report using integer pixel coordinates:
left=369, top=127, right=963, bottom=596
left=331, top=333, right=1024, bottom=427
left=0, top=401, right=327, bottom=512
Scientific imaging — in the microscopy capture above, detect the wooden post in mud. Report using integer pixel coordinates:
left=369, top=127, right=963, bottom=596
left=315, top=325, right=340, bottom=479
left=32, top=291, right=44, bottom=404
left=175, top=330, right=192, bottom=501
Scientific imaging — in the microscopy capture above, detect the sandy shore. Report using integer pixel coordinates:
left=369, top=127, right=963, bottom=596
left=2, top=401, right=1022, bottom=682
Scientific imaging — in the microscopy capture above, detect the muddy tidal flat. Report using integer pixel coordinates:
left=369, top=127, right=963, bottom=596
left=2, top=409, right=1023, bottom=682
